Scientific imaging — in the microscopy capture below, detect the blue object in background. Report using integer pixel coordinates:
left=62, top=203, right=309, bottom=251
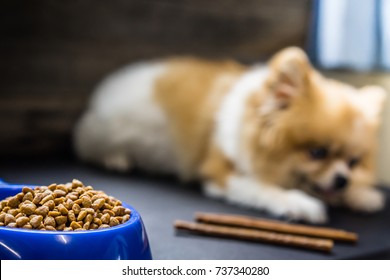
left=308, top=0, right=390, bottom=71
left=380, top=0, right=390, bottom=70
left=0, top=180, right=152, bottom=260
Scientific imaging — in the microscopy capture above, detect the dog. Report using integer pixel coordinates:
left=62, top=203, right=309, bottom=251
left=74, top=47, right=386, bottom=223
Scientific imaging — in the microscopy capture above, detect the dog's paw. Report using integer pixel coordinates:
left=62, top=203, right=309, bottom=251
left=344, top=187, right=385, bottom=213
left=276, top=190, right=328, bottom=224
left=202, top=182, right=226, bottom=200
left=103, top=154, right=132, bottom=172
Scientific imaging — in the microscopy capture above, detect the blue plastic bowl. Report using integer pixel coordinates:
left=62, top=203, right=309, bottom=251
left=0, top=180, right=152, bottom=260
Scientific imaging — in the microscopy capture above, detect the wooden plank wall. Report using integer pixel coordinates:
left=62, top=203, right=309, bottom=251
left=0, top=0, right=311, bottom=158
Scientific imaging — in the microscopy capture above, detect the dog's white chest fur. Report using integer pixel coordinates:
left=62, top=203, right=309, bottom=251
left=214, top=66, right=268, bottom=173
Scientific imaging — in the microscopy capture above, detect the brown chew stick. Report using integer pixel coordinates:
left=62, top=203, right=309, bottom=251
left=195, top=212, right=358, bottom=242
left=174, top=220, right=333, bottom=252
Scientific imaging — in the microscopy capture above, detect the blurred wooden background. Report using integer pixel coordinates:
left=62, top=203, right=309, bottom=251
left=0, top=0, right=311, bottom=158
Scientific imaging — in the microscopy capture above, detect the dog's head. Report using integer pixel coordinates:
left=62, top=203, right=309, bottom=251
left=254, top=47, right=386, bottom=198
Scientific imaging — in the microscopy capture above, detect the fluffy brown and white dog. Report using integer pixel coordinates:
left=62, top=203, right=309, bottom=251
left=74, top=47, right=386, bottom=223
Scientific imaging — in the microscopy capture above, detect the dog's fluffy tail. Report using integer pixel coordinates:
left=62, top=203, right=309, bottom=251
left=73, top=111, right=106, bottom=163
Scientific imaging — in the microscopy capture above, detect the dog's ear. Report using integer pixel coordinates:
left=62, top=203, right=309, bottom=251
left=266, top=47, right=311, bottom=109
left=358, top=85, right=387, bottom=123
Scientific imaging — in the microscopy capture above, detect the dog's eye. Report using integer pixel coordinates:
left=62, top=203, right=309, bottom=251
left=309, top=147, right=328, bottom=160
left=348, top=158, right=360, bottom=168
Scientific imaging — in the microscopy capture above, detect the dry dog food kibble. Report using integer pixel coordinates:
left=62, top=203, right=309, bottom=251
left=0, top=179, right=131, bottom=231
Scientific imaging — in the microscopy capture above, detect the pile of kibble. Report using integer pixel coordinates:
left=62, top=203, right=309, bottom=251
left=0, top=179, right=131, bottom=231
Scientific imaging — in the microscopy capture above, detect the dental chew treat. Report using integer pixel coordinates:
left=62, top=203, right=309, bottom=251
left=0, top=179, right=131, bottom=231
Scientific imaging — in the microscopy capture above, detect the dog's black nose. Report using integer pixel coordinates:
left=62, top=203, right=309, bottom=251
left=333, top=174, right=349, bottom=190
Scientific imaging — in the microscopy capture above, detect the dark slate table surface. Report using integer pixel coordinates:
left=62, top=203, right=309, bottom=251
left=1, top=159, right=389, bottom=259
